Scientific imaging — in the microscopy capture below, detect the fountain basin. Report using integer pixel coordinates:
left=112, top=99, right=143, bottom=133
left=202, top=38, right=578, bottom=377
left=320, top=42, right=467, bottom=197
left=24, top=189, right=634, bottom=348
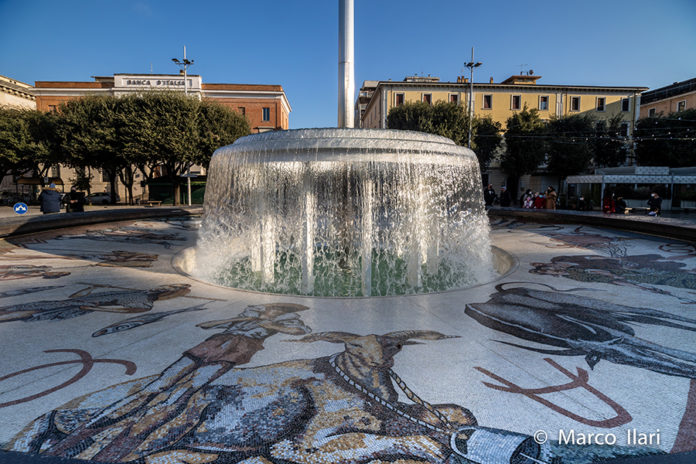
left=193, top=128, right=493, bottom=297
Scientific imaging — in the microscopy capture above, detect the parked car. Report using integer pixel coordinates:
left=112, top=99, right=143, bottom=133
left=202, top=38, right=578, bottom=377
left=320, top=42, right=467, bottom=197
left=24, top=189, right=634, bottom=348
left=86, top=192, right=120, bottom=205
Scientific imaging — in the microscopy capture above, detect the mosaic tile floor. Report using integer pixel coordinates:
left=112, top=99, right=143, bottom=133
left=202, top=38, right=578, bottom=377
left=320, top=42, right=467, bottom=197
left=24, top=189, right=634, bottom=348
left=0, top=216, right=694, bottom=463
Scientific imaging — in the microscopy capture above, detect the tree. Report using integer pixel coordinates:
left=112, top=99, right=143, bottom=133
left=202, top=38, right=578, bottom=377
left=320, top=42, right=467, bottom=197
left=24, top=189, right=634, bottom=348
left=500, top=105, right=547, bottom=191
left=0, top=108, right=60, bottom=184
left=120, top=92, right=249, bottom=204
left=635, top=109, right=696, bottom=167
left=546, top=114, right=595, bottom=179
left=472, top=116, right=502, bottom=171
left=594, top=114, right=628, bottom=168
left=388, top=102, right=470, bottom=145
left=57, top=96, right=123, bottom=203
left=195, top=99, right=250, bottom=167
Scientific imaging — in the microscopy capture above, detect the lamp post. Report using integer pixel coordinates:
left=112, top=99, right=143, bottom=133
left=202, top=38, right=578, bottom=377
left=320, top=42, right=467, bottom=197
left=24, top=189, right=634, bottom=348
left=172, top=46, right=195, bottom=204
left=172, top=46, right=194, bottom=96
left=464, top=47, right=482, bottom=148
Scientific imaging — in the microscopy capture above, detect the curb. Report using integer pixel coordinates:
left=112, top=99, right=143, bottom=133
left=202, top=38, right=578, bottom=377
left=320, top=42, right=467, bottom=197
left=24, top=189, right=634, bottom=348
left=0, top=207, right=203, bottom=239
left=487, top=208, right=696, bottom=242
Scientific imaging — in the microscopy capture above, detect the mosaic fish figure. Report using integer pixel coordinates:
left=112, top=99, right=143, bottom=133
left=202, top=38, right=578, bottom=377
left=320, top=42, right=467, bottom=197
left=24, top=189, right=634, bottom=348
left=466, top=286, right=696, bottom=378
left=91, top=303, right=209, bottom=337
left=0, top=285, right=64, bottom=298
left=0, top=284, right=190, bottom=323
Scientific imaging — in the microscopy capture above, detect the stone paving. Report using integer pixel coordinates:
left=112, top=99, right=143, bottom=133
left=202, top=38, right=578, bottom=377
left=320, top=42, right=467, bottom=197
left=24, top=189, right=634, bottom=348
left=0, top=215, right=694, bottom=463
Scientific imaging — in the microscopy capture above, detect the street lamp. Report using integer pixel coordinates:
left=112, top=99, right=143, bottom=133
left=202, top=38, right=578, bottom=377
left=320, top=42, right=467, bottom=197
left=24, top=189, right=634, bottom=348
left=172, top=46, right=195, bottom=204
left=464, top=47, right=482, bottom=148
left=171, top=45, right=194, bottom=96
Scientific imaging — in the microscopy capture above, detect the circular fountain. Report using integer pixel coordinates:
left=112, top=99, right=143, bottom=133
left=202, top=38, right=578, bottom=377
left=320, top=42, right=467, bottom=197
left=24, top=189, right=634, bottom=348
left=191, top=128, right=493, bottom=297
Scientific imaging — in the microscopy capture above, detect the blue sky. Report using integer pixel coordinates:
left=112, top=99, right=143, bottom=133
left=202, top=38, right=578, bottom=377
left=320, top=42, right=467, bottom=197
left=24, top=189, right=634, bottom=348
left=1, top=0, right=695, bottom=129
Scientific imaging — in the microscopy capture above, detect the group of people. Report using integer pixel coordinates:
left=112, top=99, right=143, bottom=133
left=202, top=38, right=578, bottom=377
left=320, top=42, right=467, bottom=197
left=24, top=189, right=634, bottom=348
left=38, top=184, right=86, bottom=215
left=485, top=184, right=557, bottom=210
left=601, top=191, right=662, bottom=216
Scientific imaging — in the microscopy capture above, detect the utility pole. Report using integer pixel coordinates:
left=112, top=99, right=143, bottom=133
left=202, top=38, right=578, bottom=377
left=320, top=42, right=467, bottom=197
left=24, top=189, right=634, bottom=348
left=464, top=47, right=482, bottom=148
left=172, top=46, right=195, bottom=204
left=172, top=46, right=194, bottom=96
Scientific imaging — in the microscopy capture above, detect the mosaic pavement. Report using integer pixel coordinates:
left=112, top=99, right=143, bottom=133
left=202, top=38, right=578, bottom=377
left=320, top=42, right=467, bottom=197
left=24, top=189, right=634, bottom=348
left=0, top=216, right=695, bottom=463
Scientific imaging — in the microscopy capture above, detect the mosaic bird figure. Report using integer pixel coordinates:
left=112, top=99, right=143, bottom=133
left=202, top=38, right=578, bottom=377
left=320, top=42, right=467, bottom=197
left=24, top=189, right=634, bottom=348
left=92, top=303, right=209, bottom=337
left=466, top=286, right=696, bottom=379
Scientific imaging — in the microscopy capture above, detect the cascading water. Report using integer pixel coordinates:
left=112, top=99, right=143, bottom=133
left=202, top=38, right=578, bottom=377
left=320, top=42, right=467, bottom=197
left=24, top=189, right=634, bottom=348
left=193, top=128, right=493, bottom=297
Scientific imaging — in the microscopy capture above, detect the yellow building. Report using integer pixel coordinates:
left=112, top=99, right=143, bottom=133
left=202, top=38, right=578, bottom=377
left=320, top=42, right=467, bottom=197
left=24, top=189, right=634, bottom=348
left=359, top=74, right=648, bottom=194
left=639, top=77, right=696, bottom=118
left=361, top=74, right=646, bottom=133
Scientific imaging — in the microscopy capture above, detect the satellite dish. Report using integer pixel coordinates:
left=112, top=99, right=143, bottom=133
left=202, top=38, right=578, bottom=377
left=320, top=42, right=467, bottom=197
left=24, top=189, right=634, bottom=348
left=529, top=69, right=534, bottom=75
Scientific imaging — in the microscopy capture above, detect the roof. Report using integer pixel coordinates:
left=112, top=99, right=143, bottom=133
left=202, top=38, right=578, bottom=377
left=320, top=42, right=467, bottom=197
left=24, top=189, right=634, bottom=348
left=641, top=78, right=696, bottom=105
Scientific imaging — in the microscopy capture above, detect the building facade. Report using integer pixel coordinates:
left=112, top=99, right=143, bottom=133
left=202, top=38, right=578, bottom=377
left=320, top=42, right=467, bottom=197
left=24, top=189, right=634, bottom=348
left=359, top=74, right=647, bottom=194
left=34, top=73, right=291, bottom=134
left=361, top=74, right=645, bottom=133
left=0, top=75, right=36, bottom=109
left=639, top=78, right=696, bottom=118
left=2, top=73, right=291, bottom=203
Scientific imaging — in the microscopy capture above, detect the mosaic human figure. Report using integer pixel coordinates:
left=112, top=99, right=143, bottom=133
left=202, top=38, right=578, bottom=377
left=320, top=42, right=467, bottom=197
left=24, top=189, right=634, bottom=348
left=6, top=303, right=311, bottom=462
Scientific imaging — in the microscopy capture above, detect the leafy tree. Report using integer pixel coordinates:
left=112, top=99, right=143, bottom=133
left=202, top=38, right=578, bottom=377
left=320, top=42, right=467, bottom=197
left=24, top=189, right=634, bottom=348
left=500, top=105, right=547, bottom=191
left=594, top=114, right=628, bottom=167
left=0, top=108, right=60, bottom=184
left=635, top=109, right=696, bottom=167
left=57, top=96, right=123, bottom=203
left=546, top=114, right=595, bottom=178
left=472, top=116, right=502, bottom=171
left=388, top=102, right=470, bottom=145
left=196, top=99, right=250, bottom=167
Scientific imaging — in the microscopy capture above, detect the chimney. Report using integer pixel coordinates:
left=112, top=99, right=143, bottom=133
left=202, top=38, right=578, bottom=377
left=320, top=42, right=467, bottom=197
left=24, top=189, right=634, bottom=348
left=490, top=77, right=494, bottom=83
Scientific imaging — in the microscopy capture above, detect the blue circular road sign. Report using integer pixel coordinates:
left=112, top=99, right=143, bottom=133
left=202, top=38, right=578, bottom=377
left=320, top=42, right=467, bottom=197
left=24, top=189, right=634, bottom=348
left=13, top=202, right=28, bottom=215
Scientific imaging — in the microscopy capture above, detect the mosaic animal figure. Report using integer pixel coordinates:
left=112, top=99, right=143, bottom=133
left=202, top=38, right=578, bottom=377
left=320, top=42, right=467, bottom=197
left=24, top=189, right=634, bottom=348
left=10, top=330, right=489, bottom=464
left=466, top=286, right=696, bottom=378
left=0, top=284, right=190, bottom=323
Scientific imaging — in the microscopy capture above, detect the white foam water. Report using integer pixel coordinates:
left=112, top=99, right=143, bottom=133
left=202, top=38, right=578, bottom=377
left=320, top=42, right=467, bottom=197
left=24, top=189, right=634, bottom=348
left=193, top=128, right=493, bottom=296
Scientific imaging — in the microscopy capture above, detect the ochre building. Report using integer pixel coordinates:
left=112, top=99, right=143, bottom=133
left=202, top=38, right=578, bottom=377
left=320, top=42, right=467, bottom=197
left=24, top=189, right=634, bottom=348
left=34, top=73, right=291, bottom=133
left=639, top=77, right=696, bottom=118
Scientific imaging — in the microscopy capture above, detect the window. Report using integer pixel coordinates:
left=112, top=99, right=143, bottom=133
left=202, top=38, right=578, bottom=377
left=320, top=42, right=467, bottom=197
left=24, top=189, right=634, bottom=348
left=422, top=93, right=432, bottom=105
left=621, top=98, right=630, bottom=112
left=102, top=169, right=110, bottom=182
left=262, top=107, right=270, bottom=121
left=239, top=107, right=246, bottom=116
left=511, top=95, right=521, bottom=110
left=596, top=97, right=606, bottom=112
left=48, top=105, right=57, bottom=112
left=50, top=165, right=60, bottom=178
left=571, top=96, right=580, bottom=112
left=539, top=95, right=549, bottom=111
left=677, top=100, right=686, bottom=112
left=395, top=93, right=405, bottom=106
left=648, top=108, right=656, bottom=117
left=449, top=94, right=459, bottom=104
left=483, top=94, right=492, bottom=109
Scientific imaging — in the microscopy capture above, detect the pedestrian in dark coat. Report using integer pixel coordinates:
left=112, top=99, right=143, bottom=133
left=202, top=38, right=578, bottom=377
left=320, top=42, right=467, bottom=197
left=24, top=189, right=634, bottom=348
left=483, top=184, right=497, bottom=207
left=648, top=193, right=662, bottom=216
left=65, top=186, right=86, bottom=213
left=39, top=184, right=61, bottom=214
left=499, top=186, right=512, bottom=207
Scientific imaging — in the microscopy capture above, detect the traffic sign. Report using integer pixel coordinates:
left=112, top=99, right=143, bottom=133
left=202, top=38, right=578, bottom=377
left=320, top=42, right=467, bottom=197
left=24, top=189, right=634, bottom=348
left=13, top=202, right=28, bottom=215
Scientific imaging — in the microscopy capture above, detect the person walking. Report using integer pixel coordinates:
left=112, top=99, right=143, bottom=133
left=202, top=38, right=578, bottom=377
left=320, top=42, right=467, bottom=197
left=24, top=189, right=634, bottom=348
left=499, top=185, right=512, bottom=207
left=65, top=186, right=86, bottom=213
left=483, top=184, right=497, bottom=207
left=38, top=183, right=61, bottom=214
left=648, top=192, right=662, bottom=216
left=545, top=186, right=558, bottom=210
